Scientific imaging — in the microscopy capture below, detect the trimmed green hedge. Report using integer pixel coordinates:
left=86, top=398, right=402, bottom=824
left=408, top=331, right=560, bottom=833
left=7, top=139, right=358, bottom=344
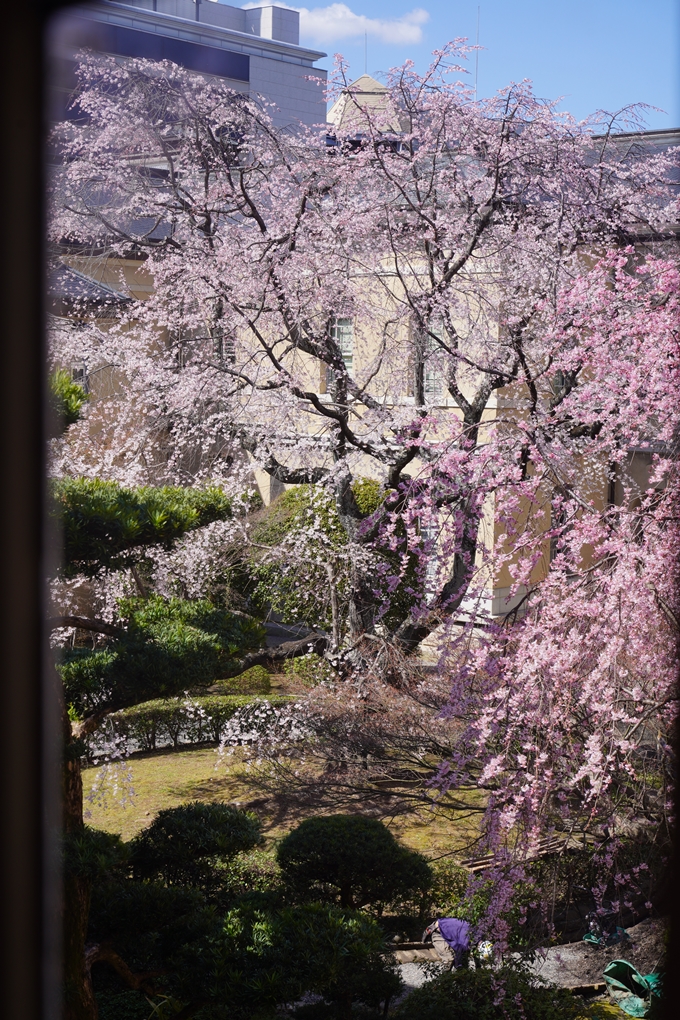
left=277, top=815, right=432, bottom=910
left=53, top=478, right=252, bottom=578
left=87, top=694, right=292, bottom=755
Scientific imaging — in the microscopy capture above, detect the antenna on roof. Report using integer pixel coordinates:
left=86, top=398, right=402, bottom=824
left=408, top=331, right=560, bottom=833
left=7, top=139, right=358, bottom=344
left=475, top=6, right=480, bottom=102
left=364, top=31, right=367, bottom=75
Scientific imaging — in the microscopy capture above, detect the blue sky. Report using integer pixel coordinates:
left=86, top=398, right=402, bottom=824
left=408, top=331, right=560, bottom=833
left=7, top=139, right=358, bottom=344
left=266, top=1, right=679, bottom=129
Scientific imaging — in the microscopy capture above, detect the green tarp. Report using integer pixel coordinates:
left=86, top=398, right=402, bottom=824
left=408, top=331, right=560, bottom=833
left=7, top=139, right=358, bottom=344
left=583, top=927, right=629, bottom=948
left=602, top=959, right=662, bottom=1018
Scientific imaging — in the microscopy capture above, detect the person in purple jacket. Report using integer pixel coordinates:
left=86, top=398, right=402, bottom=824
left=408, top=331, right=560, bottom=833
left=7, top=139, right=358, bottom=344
left=422, top=917, right=471, bottom=970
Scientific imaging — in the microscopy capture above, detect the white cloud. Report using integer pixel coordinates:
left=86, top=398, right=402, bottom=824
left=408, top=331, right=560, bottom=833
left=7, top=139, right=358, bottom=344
left=242, top=4, right=430, bottom=46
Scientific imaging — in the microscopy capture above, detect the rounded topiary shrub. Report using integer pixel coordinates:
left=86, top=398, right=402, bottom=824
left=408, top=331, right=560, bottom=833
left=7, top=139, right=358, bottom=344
left=129, top=802, right=262, bottom=889
left=63, top=826, right=127, bottom=881
left=276, top=814, right=432, bottom=909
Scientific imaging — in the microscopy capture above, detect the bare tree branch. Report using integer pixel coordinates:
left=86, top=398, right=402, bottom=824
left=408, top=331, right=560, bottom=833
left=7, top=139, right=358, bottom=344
left=48, top=615, right=124, bottom=638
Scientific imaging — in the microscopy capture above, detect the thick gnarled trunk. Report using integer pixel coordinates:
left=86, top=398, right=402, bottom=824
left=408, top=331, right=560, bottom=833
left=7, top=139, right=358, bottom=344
left=62, top=733, right=98, bottom=1020
left=63, top=868, right=96, bottom=1020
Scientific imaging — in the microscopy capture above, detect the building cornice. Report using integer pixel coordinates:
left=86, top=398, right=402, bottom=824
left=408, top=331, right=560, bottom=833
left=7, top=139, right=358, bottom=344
left=76, top=2, right=327, bottom=67
left=593, top=127, right=680, bottom=147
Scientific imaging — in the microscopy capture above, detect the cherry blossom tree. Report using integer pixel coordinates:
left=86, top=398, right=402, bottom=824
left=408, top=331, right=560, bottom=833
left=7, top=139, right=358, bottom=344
left=433, top=251, right=680, bottom=940
left=49, top=41, right=678, bottom=975
left=50, top=46, right=676, bottom=654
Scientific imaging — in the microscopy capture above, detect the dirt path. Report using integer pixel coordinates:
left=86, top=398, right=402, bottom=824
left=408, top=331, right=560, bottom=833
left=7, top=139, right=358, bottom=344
left=526, top=918, right=665, bottom=989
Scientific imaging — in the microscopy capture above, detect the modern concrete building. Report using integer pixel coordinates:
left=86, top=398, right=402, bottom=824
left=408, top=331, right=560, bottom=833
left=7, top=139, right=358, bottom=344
left=47, top=0, right=327, bottom=129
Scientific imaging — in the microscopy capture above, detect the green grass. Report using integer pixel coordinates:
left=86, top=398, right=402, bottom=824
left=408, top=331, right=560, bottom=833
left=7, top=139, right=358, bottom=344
left=83, top=743, right=483, bottom=854
left=83, top=746, right=252, bottom=840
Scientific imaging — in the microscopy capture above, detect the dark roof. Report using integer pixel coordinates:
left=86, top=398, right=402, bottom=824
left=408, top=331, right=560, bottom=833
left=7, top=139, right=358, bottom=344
left=49, top=263, right=131, bottom=310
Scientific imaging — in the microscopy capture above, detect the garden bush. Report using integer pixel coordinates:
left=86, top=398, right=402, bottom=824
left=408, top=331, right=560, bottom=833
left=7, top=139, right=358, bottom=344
left=248, top=479, right=418, bottom=635
left=129, top=802, right=262, bottom=890
left=86, top=812, right=410, bottom=1020
left=63, top=826, right=127, bottom=882
left=350, top=477, right=385, bottom=517
left=90, top=879, right=212, bottom=963
left=60, top=595, right=265, bottom=716
left=60, top=649, right=118, bottom=720
left=53, top=478, right=239, bottom=578
left=172, top=902, right=402, bottom=1019
left=95, top=989, right=150, bottom=1020
left=392, top=967, right=581, bottom=1020
left=49, top=368, right=88, bottom=433
left=277, top=815, right=432, bottom=910
left=219, top=847, right=283, bottom=900
left=209, top=664, right=272, bottom=695
left=428, top=859, right=471, bottom=917
left=250, top=486, right=347, bottom=629
left=89, top=879, right=217, bottom=1018
left=283, top=652, right=338, bottom=687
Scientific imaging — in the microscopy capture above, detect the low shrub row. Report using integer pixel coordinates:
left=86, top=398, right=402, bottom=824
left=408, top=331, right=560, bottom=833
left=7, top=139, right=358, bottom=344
left=85, top=692, right=292, bottom=757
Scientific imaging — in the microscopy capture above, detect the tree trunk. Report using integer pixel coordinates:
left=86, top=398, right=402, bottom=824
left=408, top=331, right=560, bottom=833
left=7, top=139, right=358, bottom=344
left=62, top=696, right=99, bottom=1020
left=335, top=467, right=376, bottom=647
left=63, top=867, right=96, bottom=1020
left=347, top=559, right=376, bottom=645
left=393, top=510, right=480, bottom=654
left=48, top=616, right=124, bottom=638
left=325, top=562, right=340, bottom=652
left=339, top=884, right=354, bottom=908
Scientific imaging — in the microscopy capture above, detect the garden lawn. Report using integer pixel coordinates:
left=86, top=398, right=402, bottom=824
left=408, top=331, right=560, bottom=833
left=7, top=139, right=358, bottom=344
left=83, top=744, right=482, bottom=854
left=83, top=746, right=252, bottom=841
